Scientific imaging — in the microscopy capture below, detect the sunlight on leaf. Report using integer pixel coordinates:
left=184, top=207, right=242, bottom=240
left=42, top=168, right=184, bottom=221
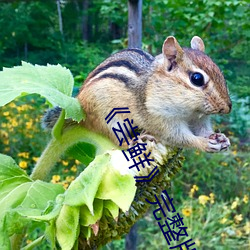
left=0, top=62, right=85, bottom=121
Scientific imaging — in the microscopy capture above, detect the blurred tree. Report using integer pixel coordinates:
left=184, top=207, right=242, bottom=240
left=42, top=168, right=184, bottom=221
left=128, top=0, right=142, bottom=48
left=57, top=0, right=64, bottom=36
left=82, top=0, right=91, bottom=41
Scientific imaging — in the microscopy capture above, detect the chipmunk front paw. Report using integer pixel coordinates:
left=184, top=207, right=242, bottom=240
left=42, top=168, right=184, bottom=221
left=206, top=133, right=230, bottom=152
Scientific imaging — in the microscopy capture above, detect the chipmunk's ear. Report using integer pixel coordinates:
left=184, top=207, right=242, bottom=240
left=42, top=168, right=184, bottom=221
left=191, top=36, right=205, bottom=52
left=162, top=36, right=184, bottom=63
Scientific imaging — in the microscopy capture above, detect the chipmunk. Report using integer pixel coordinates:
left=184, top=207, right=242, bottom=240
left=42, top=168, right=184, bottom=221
left=44, top=36, right=232, bottom=153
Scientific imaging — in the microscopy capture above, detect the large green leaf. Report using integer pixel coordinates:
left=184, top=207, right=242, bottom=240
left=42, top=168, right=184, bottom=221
left=0, top=182, right=33, bottom=217
left=64, top=151, right=136, bottom=214
left=0, top=176, right=31, bottom=201
left=0, top=154, right=30, bottom=181
left=45, top=220, right=56, bottom=249
left=79, top=199, right=103, bottom=227
left=56, top=205, right=80, bottom=250
left=0, top=62, right=85, bottom=122
left=65, top=142, right=96, bottom=165
left=96, top=165, right=136, bottom=212
left=63, top=153, right=110, bottom=213
left=26, top=197, right=64, bottom=222
left=0, top=154, right=65, bottom=248
left=20, top=181, right=64, bottom=213
left=0, top=182, right=32, bottom=249
left=3, top=210, right=32, bottom=240
left=103, top=200, right=119, bottom=219
left=0, top=154, right=64, bottom=218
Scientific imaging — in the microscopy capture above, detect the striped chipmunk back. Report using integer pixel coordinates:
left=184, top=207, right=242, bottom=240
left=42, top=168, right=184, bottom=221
left=77, top=48, right=155, bottom=142
left=83, top=48, right=154, bottom=88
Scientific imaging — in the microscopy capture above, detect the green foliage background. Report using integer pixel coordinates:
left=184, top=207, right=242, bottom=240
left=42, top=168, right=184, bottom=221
left=0, top=0, right=249, bottom=249
left=0, top=0, right=249, bottom=97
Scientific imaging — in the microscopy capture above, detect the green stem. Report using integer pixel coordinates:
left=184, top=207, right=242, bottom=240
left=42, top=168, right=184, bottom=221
left=30, top=126, right=118, bottom=181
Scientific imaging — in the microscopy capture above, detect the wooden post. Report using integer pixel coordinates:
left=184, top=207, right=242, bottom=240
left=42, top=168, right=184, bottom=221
left=128, top=0, right=142, bottom=49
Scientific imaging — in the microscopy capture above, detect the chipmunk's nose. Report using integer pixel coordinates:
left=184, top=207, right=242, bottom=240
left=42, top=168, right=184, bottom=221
left=219, top=101, right=232, bottom=114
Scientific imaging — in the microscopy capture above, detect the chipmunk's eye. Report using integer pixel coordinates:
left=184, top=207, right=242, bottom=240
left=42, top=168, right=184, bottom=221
left=190, top=72, right=204, bottom=87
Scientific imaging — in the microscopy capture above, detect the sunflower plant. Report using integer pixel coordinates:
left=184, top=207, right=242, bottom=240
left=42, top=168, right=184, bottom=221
left=0, top=62, right=182, bottom=249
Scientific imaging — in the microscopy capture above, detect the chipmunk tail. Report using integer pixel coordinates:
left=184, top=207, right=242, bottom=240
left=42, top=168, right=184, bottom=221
left=41, top=106, right=62, bottom=130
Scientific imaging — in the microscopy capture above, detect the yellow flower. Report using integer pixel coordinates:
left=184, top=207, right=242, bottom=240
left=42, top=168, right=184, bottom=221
left=221, top=232, right=227, bottom=238
left=231, top=197, right=240, bottom=209
left=182, top=207, right=192, bottom=217
left=51, top=175, right=61, bottom=183
left=75, top=160, right=81, bottom=165
left=11, top=119, right=18, bottom=127
left=221, top=162, right=228, bottom=167
left=17, top=105, right=30, bottom=112
left=71, top=165, right=77, bottom=172
left=18, top=152, right=30, bottom=159
left=63, top=182, right=69, bottom=189
left=26, top=121, right=33, bottom=129
left=232, top=150, right=237, bottom=156
left=0, top=130, right=8, bottom=138
left=195, top=150, right=200, bottom=155
left=66, top=176, right=75, bottom=182
left=19, top=161, right=28, bottom=169
left=4, top=147, right=10, bottom=152
left=9, top=103, right=16, bottom=108
left=194, top=239, right=201, bottom=247
left=243, top=195, right=248, bottom=204
left=220, top=217, right=228, bottom=224
left=3, top=111, right=9, bottom=116
left=235, top=157, right=242, bottom=163
left=198, top=195, right=210, bottom=206
left=3, top=138, right=9, bottom=145
left=244, top=221, right=250, bottom=234
left=234, top=214, right=243, bottom=224
left=231, top=201, right=238, bottom=209
left=32, top=157, right=39, bottom=162
left=189, top=184, right=199, bottom=198
left=209, top=193, right=215, bottom=204
left=236, top=229, right=242, bottom=237
left=62, top=160, right=69, bottom=166
left=17, top=106, right=23, bottom=112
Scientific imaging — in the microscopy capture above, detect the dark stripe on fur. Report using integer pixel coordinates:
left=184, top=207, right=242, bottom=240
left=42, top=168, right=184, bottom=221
left=96, top=73, right=130, bottom=85
left=91, top=60, right=140, bottom=79
left=125, top=48, right=154, bottom=62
